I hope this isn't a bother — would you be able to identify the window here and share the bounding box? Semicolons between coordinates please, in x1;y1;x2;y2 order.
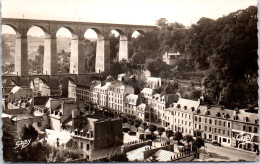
86;144;89;150
189;122;191;127
243;125;246;131
254;127;258;133
199;125;201;129
75;141;77;148
209;119;212;124
227;131;230;136
205;126;207;131
249;126;252;132
205;118;207;123
223;130;225;135
199;117;201;122
81;142;83;149
223;138;227;142
195;124;197;129
185;114;187;118
209;127;211;132
215;128;217;133
182;113;184;117
195;117;197;121
223;121;226;127
189;115;191;119
219;121;221;126
38;122;42;127
228;122;231;128
218;129;221;134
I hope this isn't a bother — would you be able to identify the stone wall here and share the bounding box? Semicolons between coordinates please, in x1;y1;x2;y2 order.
122;140;152;152
143;144;174;159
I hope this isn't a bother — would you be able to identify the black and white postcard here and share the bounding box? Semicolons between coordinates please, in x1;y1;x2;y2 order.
1;0;259;162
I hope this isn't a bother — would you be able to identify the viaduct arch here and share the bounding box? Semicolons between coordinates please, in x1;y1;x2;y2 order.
2;18;156;76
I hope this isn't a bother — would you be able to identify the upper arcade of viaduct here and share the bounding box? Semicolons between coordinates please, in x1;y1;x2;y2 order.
2;18;157;77
2;18;156;40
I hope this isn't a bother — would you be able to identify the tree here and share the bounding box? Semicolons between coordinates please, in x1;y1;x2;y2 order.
157;127;165;141
193;136;205;150
20;124;38;143
122;116;128;125
184;135;194;146
148;124;157;134
166;129;174;139
134;120;141;132
128;118;134;131
142;122;148;133
156;18;168;27
173;131;183;145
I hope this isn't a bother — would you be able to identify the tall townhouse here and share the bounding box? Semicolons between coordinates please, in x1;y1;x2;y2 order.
151;94;179;126
140;88;154;104
98;82;111;108
124;94;141;117
89;81;101;104
136;103;149;122
171;98;200;136
232;109;259;152
108;81;134;113
194;106;233;147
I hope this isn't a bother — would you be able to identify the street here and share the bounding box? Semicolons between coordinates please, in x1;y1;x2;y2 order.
194;143;259;162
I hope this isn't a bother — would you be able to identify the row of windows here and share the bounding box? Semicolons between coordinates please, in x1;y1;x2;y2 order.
243;125;258;133
194;117;231;128
175;111;192;119
174;126;192;134
109;92;123;98
175;119;192;127
75;141;90;150
195;124;231;136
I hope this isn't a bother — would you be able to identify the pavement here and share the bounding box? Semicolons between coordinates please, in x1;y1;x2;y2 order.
193;143;259;162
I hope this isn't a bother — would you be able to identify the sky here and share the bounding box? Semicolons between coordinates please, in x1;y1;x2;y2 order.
1;0;257;37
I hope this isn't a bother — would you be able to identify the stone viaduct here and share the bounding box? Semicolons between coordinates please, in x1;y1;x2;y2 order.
2;18;156;94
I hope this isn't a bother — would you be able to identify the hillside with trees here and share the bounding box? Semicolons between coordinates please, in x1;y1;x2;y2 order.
128;6;258;109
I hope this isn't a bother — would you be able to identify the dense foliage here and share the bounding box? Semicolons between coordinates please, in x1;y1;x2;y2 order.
131;6;258;109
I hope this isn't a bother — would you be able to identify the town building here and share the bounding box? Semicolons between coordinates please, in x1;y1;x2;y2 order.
136;103;149;121
70;110;123;161
89;81;102;105
146;76;162;89
151;94;179;125
171;98;200;136
194;106;233;147
108;81;134;113
140;88;154;104
76;85;90;102
162;51;181;65
231;109;259;152
124;94;141;116
98;82;111;108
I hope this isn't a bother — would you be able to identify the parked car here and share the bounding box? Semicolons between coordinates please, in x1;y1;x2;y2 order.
211;140;221;146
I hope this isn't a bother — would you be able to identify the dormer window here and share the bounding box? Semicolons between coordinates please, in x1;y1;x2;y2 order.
233;115;239;120
244;117;249;122
255;119;259;124
184;106;187;110
197;109;201;114
191;107;195;111
216;112;220;117
177;104;181;108
205;111;210;115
